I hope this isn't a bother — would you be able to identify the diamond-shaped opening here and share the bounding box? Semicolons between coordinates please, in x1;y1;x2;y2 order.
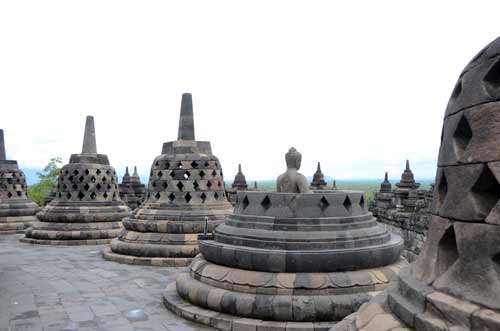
102;177;107;182
471;164;500;218
91;176;96;183
199;170;206;179
84;183;90;191
155;161;159;167
169;171;176;179
155;192;161;200
191;161;199;169
319;196;329;211
177;181;184;192
106;170;111;175
58;193;62;198
16;191;22;197
451;79;462;100
90;192;96;200
437;172;448;209
200;192;207;203
113;192;116;199
158;171;163;178
453;114;472;157
204;161;210;167
103;192;108;199
215;162;219;169
64;170;69;175
72;183;78;190
78;192;85;200
343;196;352;211
261;195;271;210
185;192;192;203
214;192;219;200
242;195;250;210
85;169;90;175
152;181;157;187
184;171;190;180
493;252;500;268
107;184;111;190
165;161;170;169
96;169;101;175
437;226;459;275
96;183;102;190
7;192;12;198
73;170;79;175
66;192;72;199
168;192;176;202
207;181;212;189
193;181;200;191
212;170;217;177
162;181;168;189
177;162;183;169
483;58;500;95
359;196;365;209
217;181;222;187
69;175;74;181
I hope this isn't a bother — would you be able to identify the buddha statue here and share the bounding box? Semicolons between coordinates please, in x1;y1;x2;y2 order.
276;147;309;193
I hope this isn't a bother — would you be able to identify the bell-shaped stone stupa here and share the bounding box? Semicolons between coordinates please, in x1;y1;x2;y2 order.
103;93;233;266
22;116;130;245
310;161;328;190
0;130;39;233
334;36;500;331
164;147;404;330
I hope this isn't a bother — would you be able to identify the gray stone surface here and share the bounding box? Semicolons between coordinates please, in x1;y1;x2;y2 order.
0;129;40;234
22;116;130;245
119;166;146;210
0;234;214;331
105;93;233;266
310;162;328;190
333;34;500;331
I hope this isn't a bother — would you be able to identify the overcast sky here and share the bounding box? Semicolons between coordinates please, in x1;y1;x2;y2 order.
1;1;499;182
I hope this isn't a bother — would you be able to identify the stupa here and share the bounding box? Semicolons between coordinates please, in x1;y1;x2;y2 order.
22;116;130;245
103;93;233;266
334;36;500;331
310;161;328;190
0;130;39;233
231;164;248;190
164;147;405;330
373;172;394;216
119;166;145;210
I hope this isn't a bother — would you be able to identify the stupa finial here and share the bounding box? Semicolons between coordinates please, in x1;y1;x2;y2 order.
384;172;389;181
125;166;130;176
238;164;242;173
177;93;195;141
82;116;97;154
317;162;321;171
0;129;5;161
405;159;410;171
133;166;138;176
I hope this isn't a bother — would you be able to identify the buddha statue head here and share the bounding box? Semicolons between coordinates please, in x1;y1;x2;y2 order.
285;147;302;170
277;147;309;193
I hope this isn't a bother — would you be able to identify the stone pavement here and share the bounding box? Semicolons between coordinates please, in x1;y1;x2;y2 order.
0;234;214;331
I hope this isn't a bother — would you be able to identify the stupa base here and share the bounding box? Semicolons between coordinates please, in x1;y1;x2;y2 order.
20;237;113;246
0;215;37;234
102;246;192;267
163;282;336;331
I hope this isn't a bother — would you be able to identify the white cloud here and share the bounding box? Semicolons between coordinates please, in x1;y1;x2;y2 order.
1;1;498;182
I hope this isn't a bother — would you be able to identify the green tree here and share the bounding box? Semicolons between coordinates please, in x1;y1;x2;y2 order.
28;157;62;206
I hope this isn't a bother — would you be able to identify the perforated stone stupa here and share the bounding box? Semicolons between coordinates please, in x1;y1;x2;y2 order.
0;129;39;233
231;164;248;190
334;36;500;331
22;116;130;245
310;161;328;190
119;166;145;210
103;93;233;266
164;147;405;331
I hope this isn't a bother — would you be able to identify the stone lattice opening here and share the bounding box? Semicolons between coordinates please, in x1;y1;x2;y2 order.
193;181;199;191
214;192;219;200
191;161;198;169
185;192;192;203
158;171;163;178
96;169;101;175
359;196;365;209
483;58;500;95
168;193;176;202
211;170;217;177
170;171;175;178
437;225;459;275
162;181;168;189
103;192;108;199
471;164;500;218
261;195;271;210
493;252;500;269
319;196;329;211
199;170;206;179
155;192;161;200
78;192;85;200
453;114;472;156
176;182;184;192
207;181;212;189
200;192;207;203
90;192;96;200
242;195;250;210
437;171;448;209
343;196;352;211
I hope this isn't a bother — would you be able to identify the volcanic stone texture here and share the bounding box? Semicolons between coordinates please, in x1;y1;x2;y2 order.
104;93;233;266
333;36;500;331
165;190;405;330
0;130;39;233
22;116;130;245
119;167;145;210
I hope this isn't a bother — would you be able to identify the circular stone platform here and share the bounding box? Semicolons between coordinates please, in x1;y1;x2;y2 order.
165;186;405;329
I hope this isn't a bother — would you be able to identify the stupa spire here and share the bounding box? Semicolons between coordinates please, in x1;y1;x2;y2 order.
81;116;97;154
0;129;5;161
133;166;138;176
405;159;410;171
125;166;130;176
177;93;195;141
384;171;389;181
